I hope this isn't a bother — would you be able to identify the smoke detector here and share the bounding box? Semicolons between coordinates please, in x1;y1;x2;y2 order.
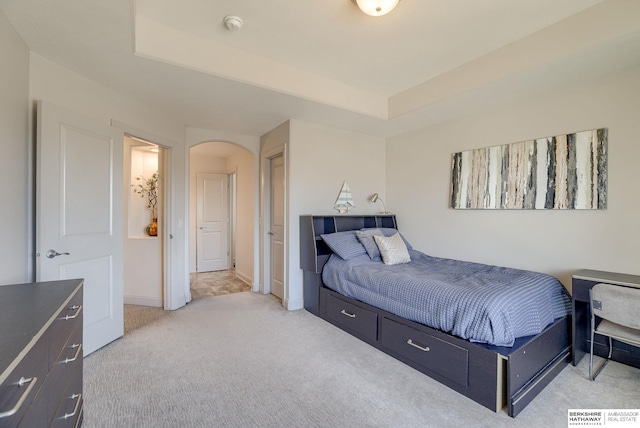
223;15;243;31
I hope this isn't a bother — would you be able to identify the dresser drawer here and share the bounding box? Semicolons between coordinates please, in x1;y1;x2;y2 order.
381;318;469;387
326;294;378;342
48;289;83;370
0;334;48;426
45;322;83;423
0;280;83;428
50;364;83;428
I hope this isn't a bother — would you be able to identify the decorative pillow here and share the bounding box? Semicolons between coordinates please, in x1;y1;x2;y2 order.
320;231;367;260
374;233;411;265
362;227;413;250
356;229;384;260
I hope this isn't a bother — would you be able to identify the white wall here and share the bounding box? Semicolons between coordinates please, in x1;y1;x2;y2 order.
387;67;640;291
227;149;255;285
0;11;30;284
29;53;189;309
285;119;386;309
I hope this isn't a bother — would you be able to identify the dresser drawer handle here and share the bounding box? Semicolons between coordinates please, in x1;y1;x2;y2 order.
0;377;38;419
62;344;83;364
407;339;430;352
340;309;356;318
62;393;82;420
63;305;82;320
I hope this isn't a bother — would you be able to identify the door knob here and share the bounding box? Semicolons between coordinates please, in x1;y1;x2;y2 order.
46;249;70;259
267;231;274;235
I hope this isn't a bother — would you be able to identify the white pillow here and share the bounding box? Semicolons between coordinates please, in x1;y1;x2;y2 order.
374;233;411;265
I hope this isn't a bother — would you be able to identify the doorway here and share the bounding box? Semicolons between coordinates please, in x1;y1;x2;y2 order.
122;136;167;334
260;148;286;303
123;136;165;306
188;142;255;300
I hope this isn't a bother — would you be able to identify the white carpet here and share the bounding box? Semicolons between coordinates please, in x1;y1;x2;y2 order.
83;292;640;427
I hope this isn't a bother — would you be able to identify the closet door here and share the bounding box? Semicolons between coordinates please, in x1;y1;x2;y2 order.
269;154;284;299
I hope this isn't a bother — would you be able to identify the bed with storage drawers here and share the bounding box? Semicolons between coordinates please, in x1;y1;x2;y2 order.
300;215;571;417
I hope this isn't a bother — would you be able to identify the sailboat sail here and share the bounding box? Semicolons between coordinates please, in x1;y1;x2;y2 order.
334;181;355;213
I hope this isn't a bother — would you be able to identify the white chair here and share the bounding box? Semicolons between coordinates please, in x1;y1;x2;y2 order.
589;282;640;380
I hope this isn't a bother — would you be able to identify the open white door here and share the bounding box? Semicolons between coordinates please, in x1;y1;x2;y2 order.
196;173;229;272
36;101;124;356
269;155;285;300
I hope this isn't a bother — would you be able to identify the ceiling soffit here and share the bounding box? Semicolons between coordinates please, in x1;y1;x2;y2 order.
133;0;639;121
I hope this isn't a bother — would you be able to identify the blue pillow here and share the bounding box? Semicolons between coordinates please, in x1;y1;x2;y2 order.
321;231;367;260
356;229;383;260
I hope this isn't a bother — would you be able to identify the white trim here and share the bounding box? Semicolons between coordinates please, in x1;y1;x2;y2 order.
235;270;252;286
124;295;163;307
284;297;303;311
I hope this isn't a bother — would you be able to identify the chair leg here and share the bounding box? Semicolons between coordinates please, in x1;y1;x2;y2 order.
591;335;611;381
589;328;595;380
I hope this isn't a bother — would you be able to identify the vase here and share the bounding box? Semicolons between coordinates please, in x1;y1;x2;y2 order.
148;218;158;236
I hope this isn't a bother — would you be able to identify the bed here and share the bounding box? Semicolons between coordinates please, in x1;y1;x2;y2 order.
299;214;572;417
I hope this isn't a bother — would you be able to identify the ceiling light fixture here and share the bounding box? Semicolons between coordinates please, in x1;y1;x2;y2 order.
351;0;400;17
223;15;243;31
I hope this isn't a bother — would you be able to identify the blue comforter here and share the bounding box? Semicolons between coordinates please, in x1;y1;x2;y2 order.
322;250;571;347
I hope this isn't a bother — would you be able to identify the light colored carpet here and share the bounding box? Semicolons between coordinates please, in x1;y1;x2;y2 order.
124;305;174;335
123;270;249;334
84;292;640;428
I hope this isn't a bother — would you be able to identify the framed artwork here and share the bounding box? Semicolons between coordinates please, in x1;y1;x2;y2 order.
450;128;607;209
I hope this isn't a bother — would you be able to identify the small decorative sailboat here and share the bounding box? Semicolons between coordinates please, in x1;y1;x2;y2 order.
334;181;355;213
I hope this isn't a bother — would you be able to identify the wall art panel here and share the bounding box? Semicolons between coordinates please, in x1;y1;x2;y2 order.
450;128;607;209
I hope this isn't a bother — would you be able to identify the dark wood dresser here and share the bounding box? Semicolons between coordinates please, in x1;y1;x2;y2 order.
0;279;84;428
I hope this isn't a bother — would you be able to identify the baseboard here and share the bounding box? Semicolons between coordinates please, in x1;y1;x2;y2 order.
284;297;304;311
124;295;163;307
235;270;253;286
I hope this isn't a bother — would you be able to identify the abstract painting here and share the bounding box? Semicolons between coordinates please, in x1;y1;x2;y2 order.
450;128;607;209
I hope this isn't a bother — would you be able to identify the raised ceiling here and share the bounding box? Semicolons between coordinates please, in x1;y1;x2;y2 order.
2;0;639;137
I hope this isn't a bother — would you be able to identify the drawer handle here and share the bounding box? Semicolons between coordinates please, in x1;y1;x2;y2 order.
340;309;356;318
62;393;82;420
0;377;38;419
62;344;83;364
63;305;83;320
407;339;430;352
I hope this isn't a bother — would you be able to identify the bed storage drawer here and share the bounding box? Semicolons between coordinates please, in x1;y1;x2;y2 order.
325;293;378;342
381;318;469;387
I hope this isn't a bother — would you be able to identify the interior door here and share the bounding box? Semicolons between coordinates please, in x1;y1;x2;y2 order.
36;101;124;356
196;173;229;272
269;155;285;299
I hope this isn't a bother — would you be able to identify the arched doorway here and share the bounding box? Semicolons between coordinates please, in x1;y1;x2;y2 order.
187;141;256;300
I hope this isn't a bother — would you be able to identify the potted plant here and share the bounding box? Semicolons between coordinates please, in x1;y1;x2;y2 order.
131;171;159;236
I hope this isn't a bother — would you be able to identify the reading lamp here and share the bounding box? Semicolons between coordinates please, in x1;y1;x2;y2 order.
368;193;390;214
